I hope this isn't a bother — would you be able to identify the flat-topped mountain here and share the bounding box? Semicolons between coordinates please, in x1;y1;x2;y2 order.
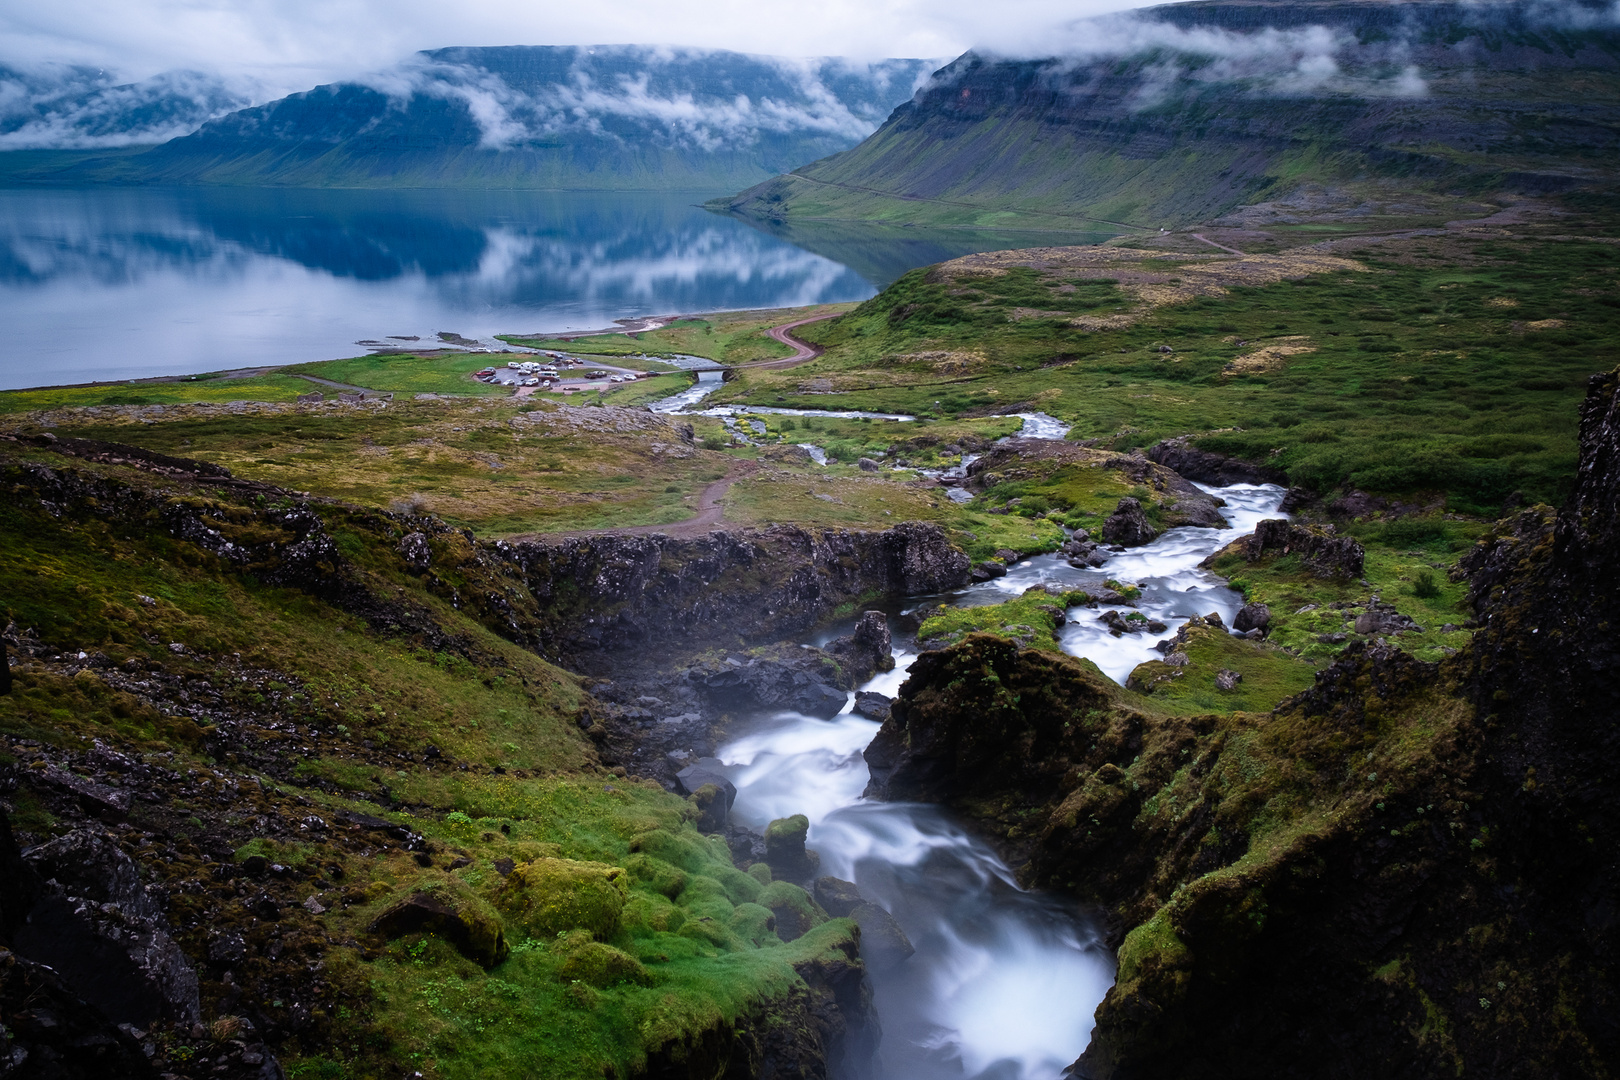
717;0;1620;228
2;47;935;190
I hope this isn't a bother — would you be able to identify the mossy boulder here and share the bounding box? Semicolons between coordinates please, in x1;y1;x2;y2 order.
496;857;627;941
764;814;820;883
623;853;687;899
759;880;828;942
557;941;654;988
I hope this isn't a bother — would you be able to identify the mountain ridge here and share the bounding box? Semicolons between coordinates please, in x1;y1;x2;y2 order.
716;0;1620;229
0;47;936;191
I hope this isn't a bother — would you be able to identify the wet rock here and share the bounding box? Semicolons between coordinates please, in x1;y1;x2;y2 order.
398;531;432;570
1098;610;1165;636
970;560;1007;582
1233;602;1271;634
1215;668;1243;690
813;876;865;918
675;765;737;809
826;610;896;686
849;903;914;970
857;457;881;472
694;645;849;719
853;691;893;722
1101;497;1159;547
1204;611;1225;628
372;890;508;967
764;815;821;884
724;824;767;867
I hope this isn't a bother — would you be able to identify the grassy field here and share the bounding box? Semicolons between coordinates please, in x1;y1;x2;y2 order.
704;233;1620;513
502;304;857;364
0;374;318;414
283;352;522;397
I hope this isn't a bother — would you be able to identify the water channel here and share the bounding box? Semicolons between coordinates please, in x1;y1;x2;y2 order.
708;480;1288;1079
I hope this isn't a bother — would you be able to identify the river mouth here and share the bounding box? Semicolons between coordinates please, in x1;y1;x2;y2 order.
706;481;1286;1079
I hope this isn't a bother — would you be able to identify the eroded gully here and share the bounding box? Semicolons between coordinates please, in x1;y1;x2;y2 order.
706;481;1288;1080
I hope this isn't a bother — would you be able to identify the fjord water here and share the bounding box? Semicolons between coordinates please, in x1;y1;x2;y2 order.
0;186;1112;390
714;481;1288;1080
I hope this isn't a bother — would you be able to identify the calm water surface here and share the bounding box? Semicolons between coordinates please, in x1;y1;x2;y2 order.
0;187;1112;390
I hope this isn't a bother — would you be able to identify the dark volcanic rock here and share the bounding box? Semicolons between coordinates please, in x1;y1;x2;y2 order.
1232;602;1271;634
1101;498;1158;547
0;947;162;1080
1146;437;1288;486
504;521;971;667
853;691;893;722
16;830;201;1028
693;645;849;719
849;903;914;971
826;610;896;687
813;876;865;918
1205;518;1365;580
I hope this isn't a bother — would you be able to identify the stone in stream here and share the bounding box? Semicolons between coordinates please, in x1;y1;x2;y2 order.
850;903;915;970
853;691;893;722
826;610;896;687
1101;497;1159;547
813;876;865;918
970;561;1007;582
764;815;821;884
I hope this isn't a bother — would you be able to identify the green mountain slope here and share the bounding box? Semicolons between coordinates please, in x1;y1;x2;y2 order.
717;0;1620;228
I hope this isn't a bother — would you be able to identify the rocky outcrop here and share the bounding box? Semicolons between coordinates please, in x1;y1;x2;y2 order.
1100;497;1158;547
1204;518;1365;579
863;635;1125;805
825;611;896;687
964;439;1227;534
16;829;201;1029
689;644;849;719
503;521;970;668
1145;437;1287;487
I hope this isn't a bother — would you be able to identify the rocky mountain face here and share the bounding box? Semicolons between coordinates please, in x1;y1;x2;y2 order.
862;366;1620;1078
719;0;1620;228
9;48;933;190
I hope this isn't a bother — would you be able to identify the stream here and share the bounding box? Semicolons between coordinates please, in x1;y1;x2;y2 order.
707;481;1289;1080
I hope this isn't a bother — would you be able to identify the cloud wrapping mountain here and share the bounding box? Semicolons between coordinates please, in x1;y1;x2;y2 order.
0;64;249;150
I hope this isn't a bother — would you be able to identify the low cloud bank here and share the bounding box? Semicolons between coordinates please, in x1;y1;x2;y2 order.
358;48;938;152
0;64;252;149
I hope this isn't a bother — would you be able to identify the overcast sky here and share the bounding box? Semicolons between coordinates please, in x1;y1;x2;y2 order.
1;0;1158;95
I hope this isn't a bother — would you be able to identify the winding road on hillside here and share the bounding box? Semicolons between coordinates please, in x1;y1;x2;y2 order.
735;311;842;370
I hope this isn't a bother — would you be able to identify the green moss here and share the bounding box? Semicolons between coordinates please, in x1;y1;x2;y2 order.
918;588;1082;652
497;857;628;941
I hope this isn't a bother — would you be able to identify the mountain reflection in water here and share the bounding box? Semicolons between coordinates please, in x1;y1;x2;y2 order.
0;186;1111;390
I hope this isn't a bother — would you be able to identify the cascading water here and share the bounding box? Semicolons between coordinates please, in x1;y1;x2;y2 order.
708;481;1289;1079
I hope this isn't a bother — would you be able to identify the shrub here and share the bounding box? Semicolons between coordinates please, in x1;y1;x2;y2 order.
1412;570;1441;599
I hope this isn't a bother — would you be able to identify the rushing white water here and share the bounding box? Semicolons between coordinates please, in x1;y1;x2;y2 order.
1011;412;1071;440
709;481;1288;1079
